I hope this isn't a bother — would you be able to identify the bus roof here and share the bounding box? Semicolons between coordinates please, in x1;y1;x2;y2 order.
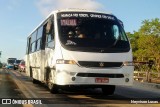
7;58;16;60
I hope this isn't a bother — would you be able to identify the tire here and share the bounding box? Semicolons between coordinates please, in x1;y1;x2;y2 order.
101;85;115;95
30;66;32;77
48;83;58;94
32;78;39;84
14;66;16;70
47;72;58;94
18;67;21;72
30;66;39;84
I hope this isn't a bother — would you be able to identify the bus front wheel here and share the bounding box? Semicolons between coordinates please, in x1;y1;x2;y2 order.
32;78;39;84
48;72;58;94
101;85;115;95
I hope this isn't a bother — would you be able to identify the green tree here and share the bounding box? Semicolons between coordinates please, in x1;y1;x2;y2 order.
128;18;160;72
128;18;160;59
126;32;139;56
139;18;160;36
137;18;160;58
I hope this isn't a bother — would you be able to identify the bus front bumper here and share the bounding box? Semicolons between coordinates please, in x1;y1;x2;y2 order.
54;64;134;86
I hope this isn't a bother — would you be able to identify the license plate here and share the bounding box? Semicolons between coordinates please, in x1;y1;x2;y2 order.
95;78;109;83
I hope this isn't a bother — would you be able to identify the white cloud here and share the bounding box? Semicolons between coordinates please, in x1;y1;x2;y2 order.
35;0;104;17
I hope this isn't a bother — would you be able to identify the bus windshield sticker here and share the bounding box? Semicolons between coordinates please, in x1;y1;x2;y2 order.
65;40;77;45
61;19;77;26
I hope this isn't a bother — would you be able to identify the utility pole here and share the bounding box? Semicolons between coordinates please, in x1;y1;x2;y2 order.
0;51;1;68
0;51;1;56
0;51;2;63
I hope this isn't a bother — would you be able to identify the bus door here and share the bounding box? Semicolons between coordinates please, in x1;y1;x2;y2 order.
42;16;55;82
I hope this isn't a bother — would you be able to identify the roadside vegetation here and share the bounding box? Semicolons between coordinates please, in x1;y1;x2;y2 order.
127;18;160;72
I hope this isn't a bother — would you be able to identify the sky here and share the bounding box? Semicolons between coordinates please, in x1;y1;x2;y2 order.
0;0;160;63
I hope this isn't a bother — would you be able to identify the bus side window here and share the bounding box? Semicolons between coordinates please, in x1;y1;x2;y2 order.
36;26;43;51
36;38;41;51
45;18;55;48
31;42;36;52
30;31;37;53
46;33;54;48
26;37;31;54
41;24;46;50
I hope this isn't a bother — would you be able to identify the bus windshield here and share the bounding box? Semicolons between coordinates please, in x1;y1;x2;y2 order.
16;60;21;64
7;58;16;64
8;60;15;64
57;12;130;53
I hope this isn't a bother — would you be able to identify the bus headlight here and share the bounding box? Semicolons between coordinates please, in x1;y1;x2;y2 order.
56;59;77;65
123;61;134;66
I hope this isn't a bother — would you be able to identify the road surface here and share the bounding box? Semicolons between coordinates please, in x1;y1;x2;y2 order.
0;69;160;107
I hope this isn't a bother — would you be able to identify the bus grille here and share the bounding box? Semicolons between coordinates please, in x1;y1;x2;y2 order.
76;73;124;78
78;61;123;68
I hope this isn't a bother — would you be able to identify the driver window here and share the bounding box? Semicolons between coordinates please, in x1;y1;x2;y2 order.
45;18;55;48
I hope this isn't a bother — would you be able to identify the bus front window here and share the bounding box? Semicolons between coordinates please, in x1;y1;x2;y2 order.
58;12;130;53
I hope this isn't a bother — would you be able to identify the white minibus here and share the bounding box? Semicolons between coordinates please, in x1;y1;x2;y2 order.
25;9;134;95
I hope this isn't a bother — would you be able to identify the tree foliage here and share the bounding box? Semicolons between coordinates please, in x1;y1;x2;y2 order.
139;18;160;36
127;18;160;63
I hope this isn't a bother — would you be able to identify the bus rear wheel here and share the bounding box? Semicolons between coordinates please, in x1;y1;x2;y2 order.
101;85;115;95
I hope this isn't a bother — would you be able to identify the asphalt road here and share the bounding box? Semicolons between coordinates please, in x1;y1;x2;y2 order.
0;69;160;107
0;69;26;107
